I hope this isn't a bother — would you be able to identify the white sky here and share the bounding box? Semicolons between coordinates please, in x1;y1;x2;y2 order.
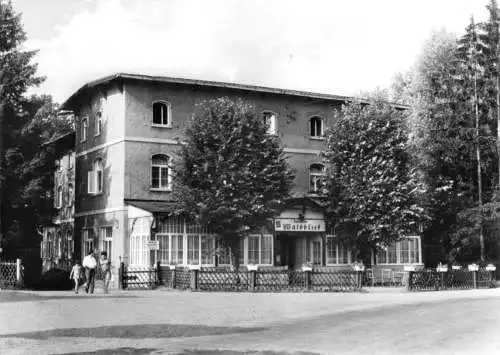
17;0;488;103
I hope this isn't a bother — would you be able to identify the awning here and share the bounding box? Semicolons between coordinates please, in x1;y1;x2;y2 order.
125;199;178;214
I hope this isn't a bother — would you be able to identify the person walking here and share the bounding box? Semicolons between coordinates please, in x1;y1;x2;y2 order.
100;251;112;293
69;260;82;294
82;250;97;294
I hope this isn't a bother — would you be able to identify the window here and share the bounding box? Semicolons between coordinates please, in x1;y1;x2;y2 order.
95;112;102;136
247;235;260;264
67;231;73;257
151;154;171;190
309;164;326;193
56;186;63;209
46;232;53;259
310;116;323;138
201;235;215;265
152;101;171;126
262;111;277;135
245;234;273;265
88;159;104;194
99;226;113;260
82;228;94;256
81;117;88;142
326;236;351;265
171;234;183;264
57;232;63;258
376;237;421;264
68;154;74;170
67;184;74;206
187;235;200;265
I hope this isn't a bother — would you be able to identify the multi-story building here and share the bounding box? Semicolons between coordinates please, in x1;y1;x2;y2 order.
41;132;76;271
60;73;423;287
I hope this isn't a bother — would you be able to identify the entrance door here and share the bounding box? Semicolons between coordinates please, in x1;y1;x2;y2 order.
293;236;322;268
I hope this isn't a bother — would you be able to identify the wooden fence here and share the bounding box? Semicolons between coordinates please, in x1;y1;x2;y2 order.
407;269;496;291
0;259;23;289
120;265;363;292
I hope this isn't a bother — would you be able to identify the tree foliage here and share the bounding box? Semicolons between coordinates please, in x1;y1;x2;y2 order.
323;99;426;259
173;97;294;267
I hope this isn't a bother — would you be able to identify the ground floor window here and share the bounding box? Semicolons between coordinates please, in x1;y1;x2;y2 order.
376;236;421;264
245;234;272;265
296;236;322;266
100;226;113;260
130;234;148;266
326;236;351;265
82;228;94;256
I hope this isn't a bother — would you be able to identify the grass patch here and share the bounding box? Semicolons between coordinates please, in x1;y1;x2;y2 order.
1;324;267;340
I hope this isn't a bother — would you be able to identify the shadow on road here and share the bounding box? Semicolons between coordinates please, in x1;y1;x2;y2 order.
0;291;137;303
0;323;268;340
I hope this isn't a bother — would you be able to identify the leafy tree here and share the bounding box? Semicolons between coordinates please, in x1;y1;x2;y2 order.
323;99;426;263
1;95;73;257
173;97;294;268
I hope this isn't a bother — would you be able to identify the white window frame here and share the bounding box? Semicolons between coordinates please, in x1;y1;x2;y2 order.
262;111;277;135
94;111;102;137
309;163;326;193
151;154;171;191
242;234;274;266
152;101;172;127
82;228;94;256
326;235;351;265
88;159;104;195
56;185;63;209
376;236;422;265
99;226;113;260
81;117;88;142
309;116;324;139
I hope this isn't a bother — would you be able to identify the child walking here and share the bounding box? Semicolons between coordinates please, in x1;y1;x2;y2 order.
69;260;82;294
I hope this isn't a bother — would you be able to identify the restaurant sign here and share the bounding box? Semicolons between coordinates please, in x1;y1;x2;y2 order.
274;218;325;232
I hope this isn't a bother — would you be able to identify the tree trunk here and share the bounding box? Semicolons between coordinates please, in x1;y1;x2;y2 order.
474;69;485;261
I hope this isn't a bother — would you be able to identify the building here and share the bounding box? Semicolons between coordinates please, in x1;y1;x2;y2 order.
41;132;76;272
60;73;423;287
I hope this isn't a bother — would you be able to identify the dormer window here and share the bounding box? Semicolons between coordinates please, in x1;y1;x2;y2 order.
310;116;324;138
152;101;171;127
262;111;277;135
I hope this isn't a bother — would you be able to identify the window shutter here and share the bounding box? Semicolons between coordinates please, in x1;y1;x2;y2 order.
87;171;95;194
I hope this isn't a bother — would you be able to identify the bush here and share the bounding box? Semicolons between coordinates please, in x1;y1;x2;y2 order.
35;268;73;290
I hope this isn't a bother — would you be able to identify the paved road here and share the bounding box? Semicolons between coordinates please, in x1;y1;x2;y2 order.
0;288;499;354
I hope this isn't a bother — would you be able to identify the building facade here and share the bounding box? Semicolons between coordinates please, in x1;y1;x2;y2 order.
41;133;76;272
61;73;423;286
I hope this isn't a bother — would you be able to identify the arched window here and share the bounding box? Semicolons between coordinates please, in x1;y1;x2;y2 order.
309;163;326;193
81;117;88;142
151;154;171;190
262;111;277;135
57;186;63;208
310;116;324;138
152;101;171;126
95;111;102;136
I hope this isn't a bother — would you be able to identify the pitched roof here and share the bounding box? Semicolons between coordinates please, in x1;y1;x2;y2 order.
61;72;408;111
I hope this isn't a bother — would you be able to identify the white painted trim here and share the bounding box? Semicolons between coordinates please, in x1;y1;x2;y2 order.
76;138;124;157
75;207;126;217
283;148;321;155
126;136;181;145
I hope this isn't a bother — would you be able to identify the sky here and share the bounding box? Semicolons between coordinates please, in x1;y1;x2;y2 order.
14;0;490;104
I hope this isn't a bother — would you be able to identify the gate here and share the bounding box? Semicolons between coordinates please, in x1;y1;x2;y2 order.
121;265;158;289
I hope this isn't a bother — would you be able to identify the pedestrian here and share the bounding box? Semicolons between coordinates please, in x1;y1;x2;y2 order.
69;260;82;294
82;250;97;294
100;251;112;294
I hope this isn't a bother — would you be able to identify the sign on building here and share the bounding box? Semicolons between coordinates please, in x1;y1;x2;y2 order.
274;218;325;232
145;240;160;250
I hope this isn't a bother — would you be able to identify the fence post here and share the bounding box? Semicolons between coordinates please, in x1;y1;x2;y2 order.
247;265;258;292
189;266;199;290
118;261;124;290
356;271;362;289
302;266;312;291
16;258;22;283
408;271;413;291
473;271;478;289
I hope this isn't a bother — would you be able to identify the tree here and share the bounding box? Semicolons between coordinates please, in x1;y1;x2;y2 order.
0;0;43;255
173;97;295;268
1;95;73;257
323;99;426;262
